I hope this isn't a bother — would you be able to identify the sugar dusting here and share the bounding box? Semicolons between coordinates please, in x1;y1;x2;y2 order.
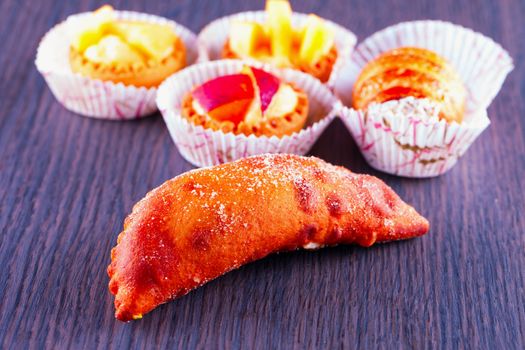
111;154;428;313
131;154;419;256
303;242;322;250
366;96;440;122
166;154;355;238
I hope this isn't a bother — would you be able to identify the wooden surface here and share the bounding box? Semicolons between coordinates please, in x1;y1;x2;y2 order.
1;0;524;348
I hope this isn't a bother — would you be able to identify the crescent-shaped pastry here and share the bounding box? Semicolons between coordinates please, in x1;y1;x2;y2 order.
108;154;429;321
352;47;466;123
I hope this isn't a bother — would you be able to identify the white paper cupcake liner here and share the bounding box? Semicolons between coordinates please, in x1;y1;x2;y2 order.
333;20;513;178
197;11;357;86
35;10;198;120
157;60;339;167
340;98;490;177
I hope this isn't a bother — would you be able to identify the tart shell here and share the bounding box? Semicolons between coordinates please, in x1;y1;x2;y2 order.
197;11;357;88
222;40;337;83
69;36;186;88
156;60;339;167
181;83;309;137
35;10;198;119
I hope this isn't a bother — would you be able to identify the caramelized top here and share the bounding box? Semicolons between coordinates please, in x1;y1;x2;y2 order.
352;47;466;123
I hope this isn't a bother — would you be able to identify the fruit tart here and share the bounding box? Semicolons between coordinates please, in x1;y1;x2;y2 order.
181;65;309;137
222;0;337;83
352;47;467;123
69;5;186;88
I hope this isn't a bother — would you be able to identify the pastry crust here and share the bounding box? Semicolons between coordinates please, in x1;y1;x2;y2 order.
69;36;186;88
223;40;337;83
108;154;429;321
352;47;466;123
181;83;309;137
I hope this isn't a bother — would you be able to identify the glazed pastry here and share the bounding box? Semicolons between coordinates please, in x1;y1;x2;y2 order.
352;47;466;123
69;5;186;87
108;154;429;321
222;0;337;82
181;65;309;137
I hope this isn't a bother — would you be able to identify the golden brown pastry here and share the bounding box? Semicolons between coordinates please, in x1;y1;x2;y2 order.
108;154;429;321
70;37;185;88
69;5;186;88
352;47;466;123
181;66;309;137
222;0;337;83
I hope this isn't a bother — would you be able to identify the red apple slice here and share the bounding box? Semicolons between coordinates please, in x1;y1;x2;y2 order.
251;67;281;113
192;74;255;125
242;66;281;113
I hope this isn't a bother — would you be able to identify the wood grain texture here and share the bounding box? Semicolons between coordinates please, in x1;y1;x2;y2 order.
0;0;523;348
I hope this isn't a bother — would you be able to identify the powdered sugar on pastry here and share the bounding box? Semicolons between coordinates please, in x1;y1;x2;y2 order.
108;154;429;321
366;97;441;123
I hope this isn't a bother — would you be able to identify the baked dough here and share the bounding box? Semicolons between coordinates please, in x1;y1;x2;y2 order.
108;154;429;321
223;41;337;83
352;47;466;123
70;36;186;88
181;82;309;137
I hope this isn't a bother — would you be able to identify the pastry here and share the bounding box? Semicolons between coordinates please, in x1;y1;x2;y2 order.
69;5;186;88
222;0;337;82
181;65;309;137
352;47;466;123
108;154;429;321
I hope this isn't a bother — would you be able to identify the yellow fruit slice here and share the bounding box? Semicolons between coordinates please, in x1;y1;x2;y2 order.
265;0;292;65
72;5;115;53
298;14;335;64
264;83;298;117
229;21;265;57
84;35;143;64
112;22;176;60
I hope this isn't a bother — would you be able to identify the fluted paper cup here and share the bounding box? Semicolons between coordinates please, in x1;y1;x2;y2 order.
197;11;357;86
157;60;339;167
334;20;513;177
35;11;198;120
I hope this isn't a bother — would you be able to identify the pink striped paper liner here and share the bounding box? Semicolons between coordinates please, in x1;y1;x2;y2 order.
197;11;357;86
156;60;339;167
35;10;198;120
334;20;513;178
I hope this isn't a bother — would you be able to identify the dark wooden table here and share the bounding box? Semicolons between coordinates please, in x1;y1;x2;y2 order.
1;0;524;348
